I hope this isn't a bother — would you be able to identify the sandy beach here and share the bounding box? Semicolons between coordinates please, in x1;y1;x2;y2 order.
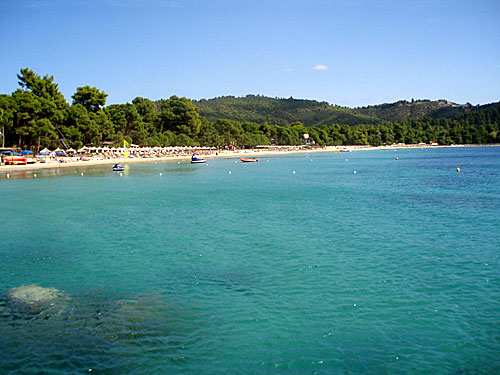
0;144;487;173
0;146;341;172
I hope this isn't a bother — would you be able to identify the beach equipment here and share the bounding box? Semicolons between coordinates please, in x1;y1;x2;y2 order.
1;151;27;165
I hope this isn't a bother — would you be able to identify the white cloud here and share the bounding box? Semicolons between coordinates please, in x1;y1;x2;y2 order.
313;64;329;71
285;68;293;72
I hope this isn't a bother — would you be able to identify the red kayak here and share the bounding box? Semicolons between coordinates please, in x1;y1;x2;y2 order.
240;157;259;163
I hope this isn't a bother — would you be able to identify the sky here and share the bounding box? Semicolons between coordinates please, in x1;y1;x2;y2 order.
0;0;499;107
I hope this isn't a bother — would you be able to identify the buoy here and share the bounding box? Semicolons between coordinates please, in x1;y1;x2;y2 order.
266;160;269;163
80;172;84;176
34;173;37;178
159;173;162;176
456;167;460;173
119;172;123;176
353;170;357;174
292;170;296;174
177;161;180;164
396;157;398;160
228;171;232;175
235;161;237;163
345;159;348;161
310;159;313;161
6;174;10;179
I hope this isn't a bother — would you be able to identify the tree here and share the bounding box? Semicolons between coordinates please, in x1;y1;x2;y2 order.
132;97;157;124
0;95;15;147
32;118;56;150
159;96;202;138
13;68;68;149
72;86;107;113
11;90;41;147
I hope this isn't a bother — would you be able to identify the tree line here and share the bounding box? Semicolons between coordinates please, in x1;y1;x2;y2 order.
0;68;498;152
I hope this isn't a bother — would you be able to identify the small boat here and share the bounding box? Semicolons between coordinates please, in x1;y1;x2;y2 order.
113;163;125;171
240;157;259;163
191;155;206;164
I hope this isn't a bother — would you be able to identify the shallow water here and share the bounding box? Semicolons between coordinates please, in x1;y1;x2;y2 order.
1;147;499;374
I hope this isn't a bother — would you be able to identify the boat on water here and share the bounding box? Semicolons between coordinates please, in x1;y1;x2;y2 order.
112;163;125;171
191;155;206;164
240;157;259;163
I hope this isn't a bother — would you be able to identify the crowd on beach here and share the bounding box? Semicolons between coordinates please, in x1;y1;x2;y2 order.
0;142;473;172
0;144;323;170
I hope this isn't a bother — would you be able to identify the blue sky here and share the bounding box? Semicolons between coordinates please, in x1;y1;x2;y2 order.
1;0;498;107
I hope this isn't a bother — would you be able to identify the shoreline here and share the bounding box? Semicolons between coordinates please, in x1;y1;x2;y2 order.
0;144;497;173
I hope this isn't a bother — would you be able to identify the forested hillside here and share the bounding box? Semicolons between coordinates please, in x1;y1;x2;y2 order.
194;95;380;126
354;99;500;122
0;68;499;151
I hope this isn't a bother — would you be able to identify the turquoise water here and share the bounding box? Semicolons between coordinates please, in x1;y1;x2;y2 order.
1;147;499;374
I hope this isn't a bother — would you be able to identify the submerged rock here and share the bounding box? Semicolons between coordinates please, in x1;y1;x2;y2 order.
3;284;67;317
6;284;61;303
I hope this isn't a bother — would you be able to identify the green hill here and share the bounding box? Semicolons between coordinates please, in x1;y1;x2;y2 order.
354;99;500;121
194;95;381;127
193;95;500;128
353;99;464;121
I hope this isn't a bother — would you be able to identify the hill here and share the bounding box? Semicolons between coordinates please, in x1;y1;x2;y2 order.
354;99;500;122
194;95;380;127
194;95;500;126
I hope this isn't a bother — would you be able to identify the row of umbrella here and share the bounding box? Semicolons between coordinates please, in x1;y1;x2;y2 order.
6;146;221;157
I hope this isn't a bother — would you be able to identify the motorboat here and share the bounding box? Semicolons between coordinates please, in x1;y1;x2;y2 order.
191;155;206;164
113;163;125;171
240;157;259;163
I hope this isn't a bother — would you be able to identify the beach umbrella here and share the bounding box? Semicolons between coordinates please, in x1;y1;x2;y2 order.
21;150;34;155
77;147;87;153
67;148;76;153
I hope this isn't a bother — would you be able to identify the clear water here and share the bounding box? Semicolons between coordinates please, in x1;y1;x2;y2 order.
1;147;499;374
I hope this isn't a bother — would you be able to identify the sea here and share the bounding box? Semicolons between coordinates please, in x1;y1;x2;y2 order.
0;146;499;375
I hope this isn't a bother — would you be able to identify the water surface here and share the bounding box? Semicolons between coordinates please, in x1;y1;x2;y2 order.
1;147;499;374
